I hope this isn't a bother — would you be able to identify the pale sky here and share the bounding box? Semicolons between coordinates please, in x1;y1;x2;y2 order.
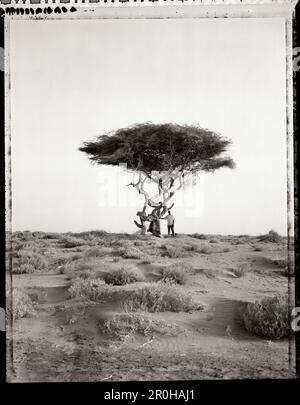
10;17;288;235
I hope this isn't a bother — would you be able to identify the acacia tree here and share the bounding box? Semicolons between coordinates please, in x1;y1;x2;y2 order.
79;123;235;235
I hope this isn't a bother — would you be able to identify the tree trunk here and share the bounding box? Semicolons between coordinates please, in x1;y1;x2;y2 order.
132;171;184;235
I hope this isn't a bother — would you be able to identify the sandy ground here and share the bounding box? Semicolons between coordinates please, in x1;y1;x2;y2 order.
6;232;296;382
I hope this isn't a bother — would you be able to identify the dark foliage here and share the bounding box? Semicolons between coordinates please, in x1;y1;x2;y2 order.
79;123;235;175
257;230;282;243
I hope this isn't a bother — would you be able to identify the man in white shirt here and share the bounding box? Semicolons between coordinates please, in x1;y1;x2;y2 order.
164;210;175;236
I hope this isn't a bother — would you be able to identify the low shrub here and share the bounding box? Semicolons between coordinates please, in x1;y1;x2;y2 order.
188;233;207;240
68;277;106;301
70;230;108;240
11;241;24;257
118;247;144;259
13;263;35;274
162;245;187;258
106;239;124;248
83;246;112;258
123;282;202;313
184;243;199;252
197;243;213;255
58;261;77;274
76;270;92;279
242;295;290;339
158;264;187;285
19;232;34;242
41;233;61;240
103;312;180;340
12;250;48;274
7;289;36;319
60;236;88;248
52;253;82;267
258;230;282;243
103;268;139;286
70;253;82;261
56;257;96;274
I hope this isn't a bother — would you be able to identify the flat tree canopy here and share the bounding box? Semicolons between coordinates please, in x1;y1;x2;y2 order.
79;123;235;176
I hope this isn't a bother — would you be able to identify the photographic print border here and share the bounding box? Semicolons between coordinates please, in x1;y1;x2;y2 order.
0;0;299;387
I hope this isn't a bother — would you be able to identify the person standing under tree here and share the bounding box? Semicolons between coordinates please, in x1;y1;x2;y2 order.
163;210;175;236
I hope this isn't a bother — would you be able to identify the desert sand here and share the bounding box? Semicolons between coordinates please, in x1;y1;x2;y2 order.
6;230;295;381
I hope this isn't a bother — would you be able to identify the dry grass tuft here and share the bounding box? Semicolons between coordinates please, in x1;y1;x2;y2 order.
83;246;112;258
157;263;190;285
161;245;188;258
123;282;203;313
242;295;289;339
7;289;36;319
197;242;213;255
70;230;108;240
184;243;199;252
103;312;180;340
68;277;106;301
103;268;139;286
258;230;282;243
40;233;61;240
12;250;48;274
117;246;146;260
59;236;88;248
188;233;207;240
